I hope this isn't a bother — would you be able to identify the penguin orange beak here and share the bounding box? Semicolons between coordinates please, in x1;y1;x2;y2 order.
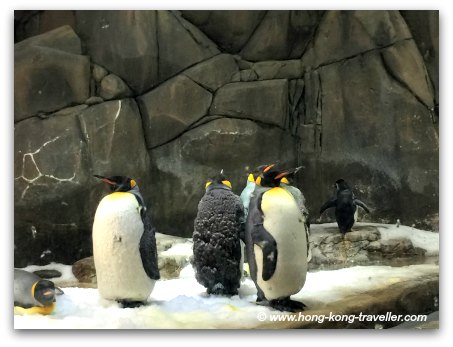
275;171;289;180
94;175;115;186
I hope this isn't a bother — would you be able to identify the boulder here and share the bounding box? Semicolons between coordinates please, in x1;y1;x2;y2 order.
156;11;219;83
14;113;91;267
308;223;431;268
91;63;108;83
137;75;213;148
15;25;81;55
14;45;90;122
184;54;239;92
72;256;97;285
400;10;439;105
33;269;62;279
78;98;152;201
14;10;76;43
302;10;412;68
181;11;266;53
148;117;297;237
98;74;132;100
210;80;288;128
252;60;302;80
240;10;324;61
381;40;435;109
76;10;159;94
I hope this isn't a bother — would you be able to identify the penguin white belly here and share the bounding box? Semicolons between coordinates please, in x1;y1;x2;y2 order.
254;188;307;300
93;192;155;302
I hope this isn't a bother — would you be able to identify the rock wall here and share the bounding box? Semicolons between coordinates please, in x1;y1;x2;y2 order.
14;10;439;266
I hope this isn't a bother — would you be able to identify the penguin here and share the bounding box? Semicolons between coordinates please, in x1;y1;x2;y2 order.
92;175;160;307
280;173;311;262
192;171;245;295
240;173;256;219
319;178;370;235
240;165;275;219
246;166;307;312
14;269;63;315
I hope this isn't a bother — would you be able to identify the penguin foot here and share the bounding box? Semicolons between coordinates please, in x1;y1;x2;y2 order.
117;300;146;308
269;298;306;312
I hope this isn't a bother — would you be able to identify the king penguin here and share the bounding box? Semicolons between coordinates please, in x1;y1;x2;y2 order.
280;172;311;262
92;175;160;307
319;178;370;235
14;269;63;315
192;171;245;295
246;166;307;312
240;173;256;219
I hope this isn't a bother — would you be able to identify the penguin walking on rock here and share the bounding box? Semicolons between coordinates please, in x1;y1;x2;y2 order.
93;175;160;307
246;165;307;312
192;171;245;295
14;269;63;315
319;178;370;235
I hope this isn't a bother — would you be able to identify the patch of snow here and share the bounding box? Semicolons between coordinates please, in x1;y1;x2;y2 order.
376;224;439;256
18;262;77;285
14;263;438;329
161;242;193;258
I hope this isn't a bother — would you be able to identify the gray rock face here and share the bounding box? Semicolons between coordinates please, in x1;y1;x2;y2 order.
302;44;438;227
76;10;159;95
14;45;90;122
15;25;81;54
400;10;439;106
157;11;219;83
14;113;92;267
14;10;439;265
181;11;266;53
240;11;323;61
210;80;288;128
302;10;412;68
184;54;239;91
14;98;152;266
137;75;213;148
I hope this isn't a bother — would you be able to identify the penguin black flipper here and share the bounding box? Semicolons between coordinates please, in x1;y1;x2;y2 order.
319;198;336;215
354;199;370;213
252;224;278;281
139;208;160;281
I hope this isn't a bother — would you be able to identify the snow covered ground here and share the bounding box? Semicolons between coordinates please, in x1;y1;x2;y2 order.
14;263;438;329
14;222;439;329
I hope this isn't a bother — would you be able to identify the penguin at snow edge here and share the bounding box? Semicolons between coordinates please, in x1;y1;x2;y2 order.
279;169;312;262
192;170;245;295
92;175;160;308
246;165;307;312
14;269;63;315
319;178;370;235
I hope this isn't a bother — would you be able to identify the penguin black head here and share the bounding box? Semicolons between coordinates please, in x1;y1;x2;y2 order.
205;170;232;190
94;175;137;192
33;279;56;306
335;179;350;191
256;165;302;188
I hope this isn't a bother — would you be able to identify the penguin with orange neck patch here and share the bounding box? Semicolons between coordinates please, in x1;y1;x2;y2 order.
192;171;245;295
246;165;307;312
92;175;159;307
14;269;62;315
